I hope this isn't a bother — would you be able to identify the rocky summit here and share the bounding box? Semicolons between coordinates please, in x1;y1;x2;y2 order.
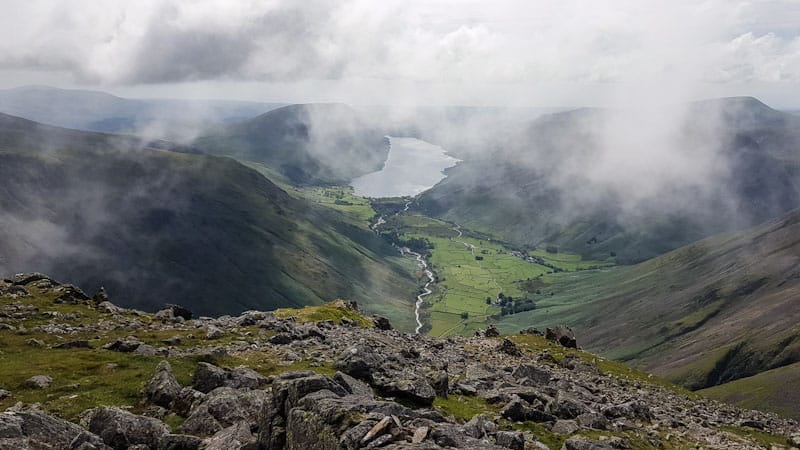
1;274;799;449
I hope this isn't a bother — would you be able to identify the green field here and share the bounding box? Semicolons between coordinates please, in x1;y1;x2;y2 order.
384;214;614;336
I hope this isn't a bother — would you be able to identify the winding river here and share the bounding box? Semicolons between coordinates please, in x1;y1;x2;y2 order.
401;248;434;334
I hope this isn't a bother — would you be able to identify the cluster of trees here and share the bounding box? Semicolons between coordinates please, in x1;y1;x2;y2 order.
491;292;536;316
379;231;432;253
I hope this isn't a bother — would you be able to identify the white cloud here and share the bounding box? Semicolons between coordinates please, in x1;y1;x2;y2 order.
1;0;799;105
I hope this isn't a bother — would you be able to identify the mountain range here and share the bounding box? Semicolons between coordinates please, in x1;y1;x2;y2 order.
0;112;415;321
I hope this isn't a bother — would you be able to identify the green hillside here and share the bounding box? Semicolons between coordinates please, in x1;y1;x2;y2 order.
0;113;417;325
493;210;800;416
699;361;800;419
419;97;800;263
194;103;388;185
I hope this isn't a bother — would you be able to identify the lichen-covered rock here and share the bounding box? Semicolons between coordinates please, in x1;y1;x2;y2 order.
334;345;386;382
511;364;551;386
495;431;525;450
145;361;182;408
202;422;257;450
381;378;436;406
84;407;170;450
158;433;202;450
179;404;224;437
23;375;52;389
0;408;108;450
205;387;270;427
463;414;497;439
192;362;228;393
561;436;614;450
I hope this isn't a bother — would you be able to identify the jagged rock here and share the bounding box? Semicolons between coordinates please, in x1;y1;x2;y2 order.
268;333;296;345
789;433;800;447
495;431;525;450
158;433;202;450
24;375;52;389
206;325;224;340
97;301;122;315
92;287;109;304
373;315;393;330
9;273;53;286
205;387;270;427
546;325;577;348
552;419;580;434
228;366;269;389
500;398;532;422
162;335;182;346
454;383;478;396
383;378;437;406
577;412;609;430
428;369;449;398
192;362;228;393
0;389;10;400
53;284;90;304
0;323;15;330
561;436;614;450
495;338;523;357
412;426;430;443
202;422;257;450
602;400;652;421
26;338;45;347
334;345;385;382
190;362;268;394
430;423;504;449
334;371;374;397
340;420;379;448
235;311;269;327
179;404;223;437
102;337;142;353
500;397;557;423
511;364;551;386
464;413;497;438
484;325;500;337
0;408;106;450
560;354;599;374
145;361;182;408
70;430;113;449
84;407;170;450
53;339;91;349
173;387;206;417
155;304;194;322
134;343;160;356
361;416;394;445
552;392;591;419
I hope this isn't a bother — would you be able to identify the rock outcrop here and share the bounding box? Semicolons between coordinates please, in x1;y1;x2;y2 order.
1;273;799;449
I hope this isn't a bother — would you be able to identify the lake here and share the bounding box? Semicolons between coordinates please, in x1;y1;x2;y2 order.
350;136;459;198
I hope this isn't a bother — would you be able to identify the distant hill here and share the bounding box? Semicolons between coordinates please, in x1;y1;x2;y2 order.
496;209;800;416
0;85;282;141
0;113;415;320
419;97;800;263
193;103;389;185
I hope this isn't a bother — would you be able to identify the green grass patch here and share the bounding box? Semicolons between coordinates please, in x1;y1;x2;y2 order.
432;395;498;422
274;300;374;328
718;425;789;448
381;213;614;336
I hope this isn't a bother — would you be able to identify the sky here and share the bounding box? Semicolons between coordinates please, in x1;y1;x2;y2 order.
2;0;800;107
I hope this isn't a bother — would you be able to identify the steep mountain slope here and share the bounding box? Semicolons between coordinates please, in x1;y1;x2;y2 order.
193;103;389;185
0;85;281;140
0;113;415;321
419;97;800;263
495;209;800;404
